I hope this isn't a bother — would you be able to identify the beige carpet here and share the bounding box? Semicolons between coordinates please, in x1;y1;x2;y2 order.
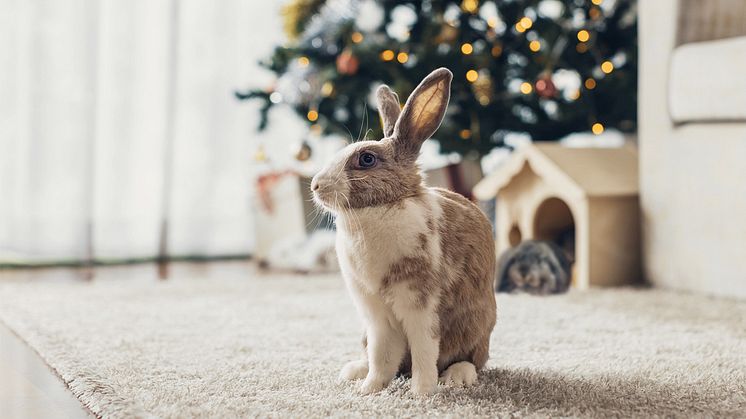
1;269;745;418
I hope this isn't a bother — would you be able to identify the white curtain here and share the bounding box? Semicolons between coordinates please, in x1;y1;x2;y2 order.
0;0;291;263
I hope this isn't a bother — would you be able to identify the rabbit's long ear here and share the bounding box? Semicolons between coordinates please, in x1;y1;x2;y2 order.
376;85;400;138
392;68;452;159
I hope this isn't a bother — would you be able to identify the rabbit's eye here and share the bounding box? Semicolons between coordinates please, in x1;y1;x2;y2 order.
358;152;377;168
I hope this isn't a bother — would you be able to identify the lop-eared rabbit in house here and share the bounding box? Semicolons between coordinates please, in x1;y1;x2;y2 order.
311;68;496;396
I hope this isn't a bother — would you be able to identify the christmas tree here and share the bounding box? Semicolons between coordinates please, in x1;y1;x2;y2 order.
238;0;637;157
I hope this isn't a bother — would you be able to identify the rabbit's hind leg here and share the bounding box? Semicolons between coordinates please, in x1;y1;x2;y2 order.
438;361;478;387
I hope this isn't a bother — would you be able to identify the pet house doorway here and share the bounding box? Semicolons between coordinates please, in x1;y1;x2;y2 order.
533;197;575;260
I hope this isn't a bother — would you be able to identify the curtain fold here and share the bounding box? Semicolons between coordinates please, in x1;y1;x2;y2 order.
0;0;281;264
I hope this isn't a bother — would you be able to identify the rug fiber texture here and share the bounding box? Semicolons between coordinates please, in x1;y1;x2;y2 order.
0;269;745;418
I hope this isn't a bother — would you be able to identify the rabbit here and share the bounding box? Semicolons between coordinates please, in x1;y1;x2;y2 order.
496;240;572;295
310;68;496;396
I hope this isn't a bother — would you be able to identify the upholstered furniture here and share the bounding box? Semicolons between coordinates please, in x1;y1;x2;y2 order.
640;0;746;298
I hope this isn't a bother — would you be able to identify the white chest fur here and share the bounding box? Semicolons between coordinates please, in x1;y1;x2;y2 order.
335;193;439;295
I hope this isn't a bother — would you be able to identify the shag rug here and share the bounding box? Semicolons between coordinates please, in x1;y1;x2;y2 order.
1;269;745;418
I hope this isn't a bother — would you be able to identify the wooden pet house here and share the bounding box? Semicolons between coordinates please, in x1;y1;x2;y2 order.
473;144;641;289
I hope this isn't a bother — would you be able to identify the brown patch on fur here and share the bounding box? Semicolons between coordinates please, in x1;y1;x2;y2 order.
418;233;428;251
431;188;496;371
375;188;496;375
426;215;435;233
381;256;438;311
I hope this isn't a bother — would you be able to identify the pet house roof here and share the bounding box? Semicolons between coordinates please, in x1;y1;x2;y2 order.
473;143;639;201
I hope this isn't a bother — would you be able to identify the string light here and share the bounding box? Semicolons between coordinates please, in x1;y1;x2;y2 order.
491;45;503;56
459;129;472;139
396;52;409;63
520;82;533;94
351;32;364;43
584;78;596;89
570;89;581;100
381;50;395;61
461;43;473;55
466;70;479;82
591;0;603;4
307;109;319;122
529;40;541;52
298;56;310;67
515;17;532;33
592;122;604;135
577;30;590;42
487;17;498;28
601;61;614;73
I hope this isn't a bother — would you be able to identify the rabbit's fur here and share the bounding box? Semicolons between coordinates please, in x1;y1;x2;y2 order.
496;240;572;295
311;68;496;396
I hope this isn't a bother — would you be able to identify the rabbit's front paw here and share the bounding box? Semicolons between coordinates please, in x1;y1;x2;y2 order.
360;374;389;394
410;370;438;396
438;361;477;387
339;360;368;381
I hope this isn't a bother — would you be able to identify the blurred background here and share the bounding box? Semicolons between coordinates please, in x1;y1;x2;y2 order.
0;0;635;267
1;0;745;299
0;1;306;266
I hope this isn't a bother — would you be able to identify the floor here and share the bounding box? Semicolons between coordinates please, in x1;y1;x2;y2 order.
0;312;91;418
1;261;745;417
0;261;254;419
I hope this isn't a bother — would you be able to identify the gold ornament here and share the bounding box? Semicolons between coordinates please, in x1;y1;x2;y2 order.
336;48;359;75
471;71;493;105
281;0;325;41
321;81;334;97
254;144;268;162
461;0;479;14
435;23;459;43
295;140;312;161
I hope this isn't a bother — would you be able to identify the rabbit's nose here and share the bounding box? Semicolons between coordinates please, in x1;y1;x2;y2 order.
518;265;530;276
311;178;320;192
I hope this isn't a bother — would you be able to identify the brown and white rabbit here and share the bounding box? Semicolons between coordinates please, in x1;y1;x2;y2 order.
311;68;496;396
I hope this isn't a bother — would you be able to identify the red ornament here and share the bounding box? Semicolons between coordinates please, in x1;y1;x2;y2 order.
535;75;558;99
336;49;359;75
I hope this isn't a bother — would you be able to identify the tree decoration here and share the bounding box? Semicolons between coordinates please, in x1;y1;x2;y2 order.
237;0;638;155
295;139;313;161
254;144;268;162
336;48;359;75
471;71;494;105
535;73;558;98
